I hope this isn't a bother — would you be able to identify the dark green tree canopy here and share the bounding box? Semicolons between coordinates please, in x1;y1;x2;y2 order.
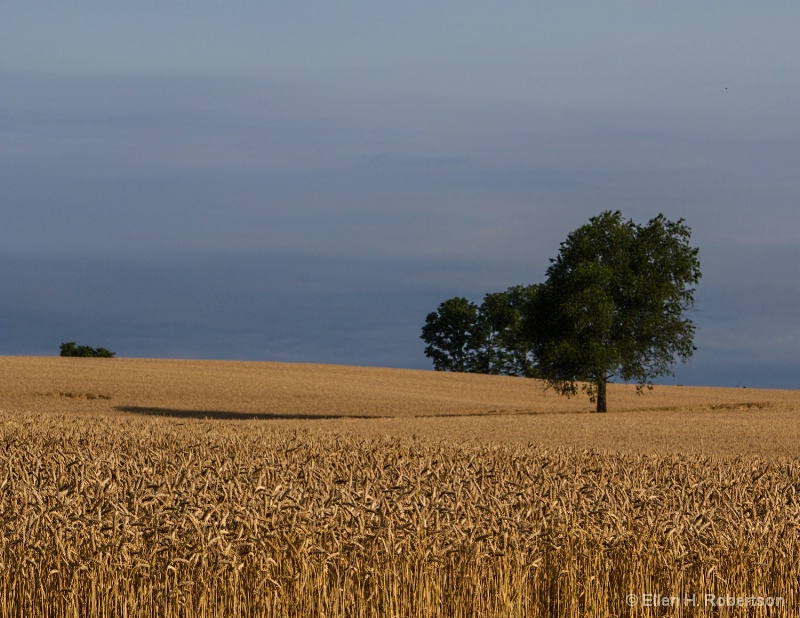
420;285;538;376
526;211;700;412
474;285;539;377
60;342;116;358
420;297;480;372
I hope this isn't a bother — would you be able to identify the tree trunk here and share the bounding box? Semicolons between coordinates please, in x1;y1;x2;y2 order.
596;371;608;413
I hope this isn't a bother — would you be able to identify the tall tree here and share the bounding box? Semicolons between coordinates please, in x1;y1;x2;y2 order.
526;211;701;412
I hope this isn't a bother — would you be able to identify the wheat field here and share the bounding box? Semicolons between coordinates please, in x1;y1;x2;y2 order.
2;356;800;616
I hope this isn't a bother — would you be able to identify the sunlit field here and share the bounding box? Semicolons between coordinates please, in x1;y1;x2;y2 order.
2;356;799;616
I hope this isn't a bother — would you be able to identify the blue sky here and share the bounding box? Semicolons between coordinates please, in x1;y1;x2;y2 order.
2;2;799;387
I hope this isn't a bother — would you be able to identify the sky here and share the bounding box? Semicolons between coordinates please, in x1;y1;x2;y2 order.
2;1;799;388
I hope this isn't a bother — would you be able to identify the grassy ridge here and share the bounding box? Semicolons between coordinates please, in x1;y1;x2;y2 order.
3;356;800;457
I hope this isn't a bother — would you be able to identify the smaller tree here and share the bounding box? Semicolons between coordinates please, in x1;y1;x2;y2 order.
60;342;116;358
420;298;481;371
474;285;539;377
421;286;539;376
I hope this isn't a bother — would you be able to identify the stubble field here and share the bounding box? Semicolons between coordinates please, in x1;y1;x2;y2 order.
1;356;799;616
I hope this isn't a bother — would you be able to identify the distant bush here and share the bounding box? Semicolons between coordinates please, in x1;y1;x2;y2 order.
60;342;115;358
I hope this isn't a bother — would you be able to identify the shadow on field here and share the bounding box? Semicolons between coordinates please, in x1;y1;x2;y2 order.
115;406;380;421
